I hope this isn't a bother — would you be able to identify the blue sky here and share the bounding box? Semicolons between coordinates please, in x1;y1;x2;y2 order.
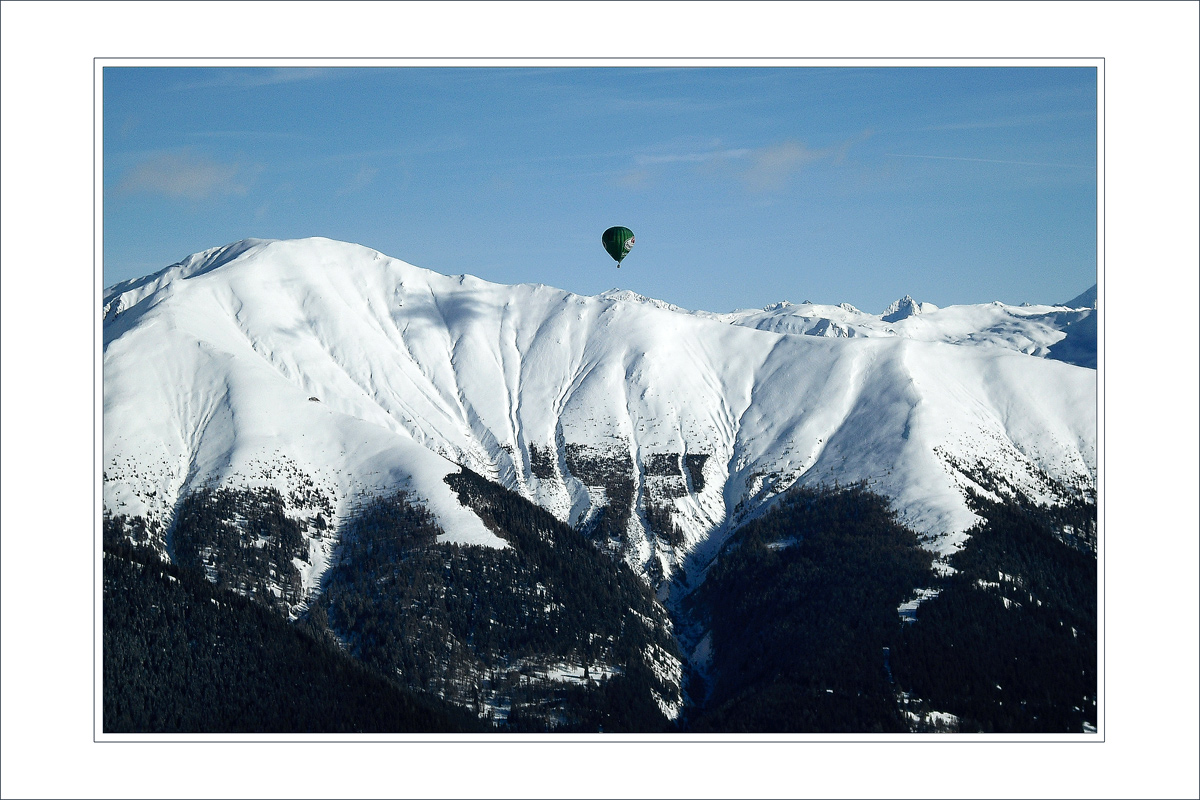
103;66;1097;313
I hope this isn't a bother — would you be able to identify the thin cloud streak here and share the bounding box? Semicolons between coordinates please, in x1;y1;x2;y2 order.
637;148;750;165
886;153;1092;169
171;68;336;92
913;109;1094;132
118;149;255;200
188;130;311;140
626;135;863;192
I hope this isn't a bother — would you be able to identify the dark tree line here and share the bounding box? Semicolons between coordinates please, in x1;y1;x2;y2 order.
938;450;1096;553
564;443;636;548
528;443;556;479
640;453;691;553
319;471;679;732
686;482;934;733
889;487;1097;732
103;543;486;733
644;500;686;549
684;453;709;492
104;512;158;550
685;475;1096;734
104;445;1093;735
172;486;310;612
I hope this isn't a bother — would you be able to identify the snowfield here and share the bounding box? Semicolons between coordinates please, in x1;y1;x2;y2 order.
103;237;1097;592
709;294;1095;359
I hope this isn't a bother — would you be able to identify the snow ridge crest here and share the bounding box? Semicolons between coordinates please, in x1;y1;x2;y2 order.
882;295;923;323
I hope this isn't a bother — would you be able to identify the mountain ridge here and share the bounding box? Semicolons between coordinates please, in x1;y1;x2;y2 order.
103;237;1097;606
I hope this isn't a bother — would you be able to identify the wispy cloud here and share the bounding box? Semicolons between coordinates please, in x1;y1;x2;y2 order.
615;169;651;189
637;148;750;165
337;166;378;196
319;136;468;165
187;129;310;140
739;139;844;191
118;149;254;200
625;135;862;192
171;67;335;92
914;109;1094;132
886;153;1092;169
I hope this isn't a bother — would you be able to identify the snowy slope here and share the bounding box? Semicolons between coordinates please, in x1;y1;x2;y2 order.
103;238;1097;594
705;292;1097;364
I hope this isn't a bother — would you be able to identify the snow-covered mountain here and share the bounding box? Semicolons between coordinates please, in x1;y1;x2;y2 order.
103;237;1097;604
704;290;1097;366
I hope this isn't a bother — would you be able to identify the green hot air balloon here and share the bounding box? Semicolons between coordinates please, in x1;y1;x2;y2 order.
602;226;635;268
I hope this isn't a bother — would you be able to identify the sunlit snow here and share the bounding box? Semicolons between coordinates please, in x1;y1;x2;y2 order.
103;237;1097;595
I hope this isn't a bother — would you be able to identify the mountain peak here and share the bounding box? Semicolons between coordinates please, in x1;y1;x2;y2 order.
881;295;923;323
1061;284;1097;310
597;288;685;313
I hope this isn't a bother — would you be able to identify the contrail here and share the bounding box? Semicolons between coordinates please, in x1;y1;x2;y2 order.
886;153;1091;169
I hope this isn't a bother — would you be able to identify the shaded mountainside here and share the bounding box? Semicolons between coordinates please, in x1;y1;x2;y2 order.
321;471;681;731
102;544;487;734
684;484;934;733
1046;310;1097;369
103;465;1095;733
104;472;683;733
682;478;1096;734
889;483;1098;733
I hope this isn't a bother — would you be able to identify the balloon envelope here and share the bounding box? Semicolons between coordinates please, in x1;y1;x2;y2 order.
602;226;635;266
